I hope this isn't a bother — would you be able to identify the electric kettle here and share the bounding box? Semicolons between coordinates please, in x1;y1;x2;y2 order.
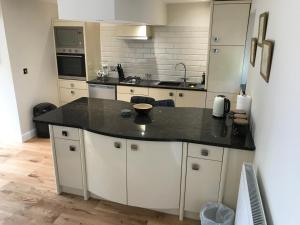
212;95;231;118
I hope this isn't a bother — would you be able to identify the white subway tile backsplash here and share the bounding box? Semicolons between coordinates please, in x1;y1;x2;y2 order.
100;26;209;80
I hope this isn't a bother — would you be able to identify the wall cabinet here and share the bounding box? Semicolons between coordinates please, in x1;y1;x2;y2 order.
84;131;127;205
211;3;250;46
127;140;182;209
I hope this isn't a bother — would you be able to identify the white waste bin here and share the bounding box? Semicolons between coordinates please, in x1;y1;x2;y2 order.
200;202;234;225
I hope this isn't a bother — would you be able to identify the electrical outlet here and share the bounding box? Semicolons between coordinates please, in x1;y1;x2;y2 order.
23;68;28;75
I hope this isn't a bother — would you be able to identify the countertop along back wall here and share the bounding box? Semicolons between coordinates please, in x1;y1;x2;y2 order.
247;0;300;224
1;0;59;141
100;2;211;82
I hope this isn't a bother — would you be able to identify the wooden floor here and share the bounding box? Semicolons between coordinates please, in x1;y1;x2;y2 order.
0;138;199;225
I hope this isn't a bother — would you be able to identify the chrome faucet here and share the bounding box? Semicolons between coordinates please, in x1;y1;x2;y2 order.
175;63;187;83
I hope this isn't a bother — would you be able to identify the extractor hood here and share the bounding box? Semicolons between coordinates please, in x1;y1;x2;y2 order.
115;25;152;40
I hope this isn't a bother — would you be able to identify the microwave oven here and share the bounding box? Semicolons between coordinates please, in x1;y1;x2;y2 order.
54;26;84;54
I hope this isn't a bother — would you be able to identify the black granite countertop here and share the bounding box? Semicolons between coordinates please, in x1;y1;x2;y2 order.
34;98;255;151
87;77;206;91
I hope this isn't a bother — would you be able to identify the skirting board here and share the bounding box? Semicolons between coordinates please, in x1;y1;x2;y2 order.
22;128;36;142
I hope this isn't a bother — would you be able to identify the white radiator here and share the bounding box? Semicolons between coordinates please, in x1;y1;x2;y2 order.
235;163;267;225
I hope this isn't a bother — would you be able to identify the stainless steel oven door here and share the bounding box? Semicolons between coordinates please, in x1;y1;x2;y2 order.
57;54;86;80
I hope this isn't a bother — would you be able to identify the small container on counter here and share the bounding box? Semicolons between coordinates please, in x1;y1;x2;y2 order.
232;118;249;137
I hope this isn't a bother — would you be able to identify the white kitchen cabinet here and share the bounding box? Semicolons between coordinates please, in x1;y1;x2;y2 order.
127;140;182;209
175;90;206;108
54;138;83;190
207;46;245;93
60;88;89;104
188;143;224;162
59;79;89;105
185;157;222;213
117;86;149;102
148;88;176;101
84;131;127;205
211;3;250;46
57;0;166;25
59;79;88;90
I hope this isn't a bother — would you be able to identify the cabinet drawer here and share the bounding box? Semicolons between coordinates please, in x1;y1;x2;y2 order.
148;88;176;101
117;93;148;102
175;91;206;108
117;86;149;95
53;126;80;140
188;143;223;161
60;88;88;103
54;139;83;189
185;157;221;213
59;79;88;90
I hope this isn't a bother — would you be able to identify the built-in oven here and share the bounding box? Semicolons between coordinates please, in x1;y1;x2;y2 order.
54;26;86;80
56;53;86;80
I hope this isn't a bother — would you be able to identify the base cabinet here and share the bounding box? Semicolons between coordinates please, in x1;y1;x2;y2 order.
49;125;253;220
185;157;222;213
84;131;127;204
127;140;182;209
55;138;83;190
117;85;207;108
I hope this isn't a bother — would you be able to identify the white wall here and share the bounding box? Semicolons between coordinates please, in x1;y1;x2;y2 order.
247;0;300;224
0;1;22;143
101;2;210;82
1;0;59;141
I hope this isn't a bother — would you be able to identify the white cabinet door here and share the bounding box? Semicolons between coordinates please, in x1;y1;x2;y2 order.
175;90;206;108
207;46;245;93
55;139;83;189
127;140;182;209
211;3;250;46
185;157;222;213
84;131;127;204
148;88;176;101
60;88;88;103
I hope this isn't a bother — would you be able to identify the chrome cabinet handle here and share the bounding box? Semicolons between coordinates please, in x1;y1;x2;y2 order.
131;144;138;151
71;90;75;95
201;149;209;157
130;89;134;93
179;93;184;97
62;131;68;137
212;48;220;54
69;146;76;152
192;164;200;171
70;83;75;88
114;142;121;149
213;36;220;42
169;92;174;97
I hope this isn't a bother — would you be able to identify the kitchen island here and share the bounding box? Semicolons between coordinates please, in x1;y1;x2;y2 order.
34;98;255;220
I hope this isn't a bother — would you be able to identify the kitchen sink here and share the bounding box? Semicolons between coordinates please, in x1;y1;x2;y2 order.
157;81;181;87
